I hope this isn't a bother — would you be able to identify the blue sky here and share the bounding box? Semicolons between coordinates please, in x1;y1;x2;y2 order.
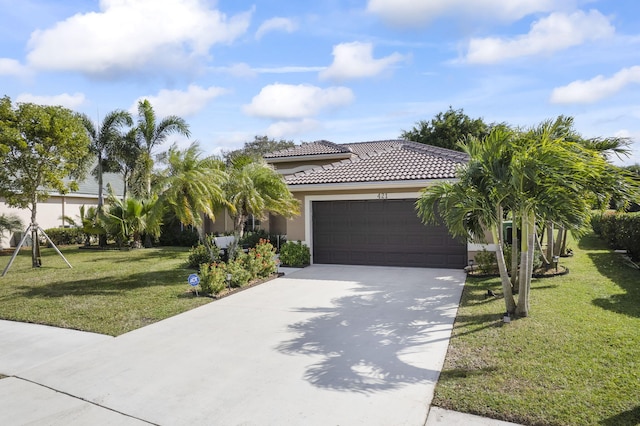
1;0;639;165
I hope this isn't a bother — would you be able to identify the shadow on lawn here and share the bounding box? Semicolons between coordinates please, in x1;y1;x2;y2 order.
9;269;188;298
599;405;640;426
579;235;640;318
276;268;462;394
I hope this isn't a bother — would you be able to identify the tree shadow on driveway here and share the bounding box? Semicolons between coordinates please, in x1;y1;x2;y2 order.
276;266;464;394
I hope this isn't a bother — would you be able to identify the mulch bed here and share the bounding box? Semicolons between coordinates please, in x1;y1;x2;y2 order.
187;272;286;300
467;265;569;279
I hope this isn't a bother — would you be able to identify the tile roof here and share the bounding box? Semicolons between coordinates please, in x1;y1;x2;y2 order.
283;140;468;185
263;140;351;158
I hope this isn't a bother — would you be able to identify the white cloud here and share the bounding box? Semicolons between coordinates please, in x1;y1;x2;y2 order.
210;63;324;77
15;92;85;108
26;0;252;76
466;10;614;64
266;119;320;138
550;66;640;104
131;84;228;117
367;0;572;27
0;58;30;77
253;66;325;74
255;17;297;40
243;83;354;120
319;42;405;81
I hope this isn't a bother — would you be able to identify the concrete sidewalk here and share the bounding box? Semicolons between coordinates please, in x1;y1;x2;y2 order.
0;265;519;425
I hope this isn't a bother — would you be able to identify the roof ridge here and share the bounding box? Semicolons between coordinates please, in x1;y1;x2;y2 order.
401;141;469;161
316;139;352;153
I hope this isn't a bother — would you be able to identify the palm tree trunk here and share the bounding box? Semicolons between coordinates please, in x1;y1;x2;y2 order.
97;157;107;247
554;226;564;256
545;221;554;268
511;214;519;291
516;208;535;317
493;205;516;314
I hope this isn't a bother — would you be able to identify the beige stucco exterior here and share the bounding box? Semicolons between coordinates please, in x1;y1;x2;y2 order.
0;194;98;248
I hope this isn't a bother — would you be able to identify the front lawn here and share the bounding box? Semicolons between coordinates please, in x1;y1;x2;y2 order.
0;246;210;336
433;233;640;425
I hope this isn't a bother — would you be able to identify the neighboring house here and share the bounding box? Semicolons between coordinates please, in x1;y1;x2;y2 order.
0;173;125;248
205;139;478;268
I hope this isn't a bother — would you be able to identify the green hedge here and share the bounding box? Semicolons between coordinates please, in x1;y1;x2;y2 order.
591;212;640;261
279;241;310;267
43;227;84;246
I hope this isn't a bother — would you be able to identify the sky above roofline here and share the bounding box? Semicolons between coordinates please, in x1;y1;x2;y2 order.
1;0;639;165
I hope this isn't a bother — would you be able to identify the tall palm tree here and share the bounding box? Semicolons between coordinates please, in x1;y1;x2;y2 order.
80;110;133;246
109;128;142;200
135;99;191;198
156;142;228;238
418;126;517;314
224;155;299;238
418;119;637;317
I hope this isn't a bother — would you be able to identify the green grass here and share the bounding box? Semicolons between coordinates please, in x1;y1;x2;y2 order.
0;246;210;336
433;233;640;426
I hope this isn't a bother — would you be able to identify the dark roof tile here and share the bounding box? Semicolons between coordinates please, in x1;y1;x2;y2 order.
283;140;468;185
264;140;351;158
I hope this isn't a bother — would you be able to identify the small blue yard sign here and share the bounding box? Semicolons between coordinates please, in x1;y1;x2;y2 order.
188;273;200;287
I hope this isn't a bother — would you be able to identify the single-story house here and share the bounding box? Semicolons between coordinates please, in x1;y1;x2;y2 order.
205;139;483;269
0;173;125;248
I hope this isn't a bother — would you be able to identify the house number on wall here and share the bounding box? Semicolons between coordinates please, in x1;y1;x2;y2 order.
377;193;388;200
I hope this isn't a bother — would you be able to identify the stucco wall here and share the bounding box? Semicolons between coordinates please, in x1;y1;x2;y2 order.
0;195;98;248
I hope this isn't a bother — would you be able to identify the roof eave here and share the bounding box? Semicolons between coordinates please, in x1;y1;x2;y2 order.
265;152;353;163
286;178;458;192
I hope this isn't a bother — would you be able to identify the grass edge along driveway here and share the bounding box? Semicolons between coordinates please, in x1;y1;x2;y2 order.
432;233;640;426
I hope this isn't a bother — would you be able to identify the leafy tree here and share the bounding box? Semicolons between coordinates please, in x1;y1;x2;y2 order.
417;118;638;317
224;155;299;238
134;99;191;198
224;135;295;162
80;109;133;246
0;96;90;267
156;142;228;238
401;106;489;151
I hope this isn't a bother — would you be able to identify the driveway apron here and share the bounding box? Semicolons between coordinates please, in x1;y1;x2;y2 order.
1;265;465;425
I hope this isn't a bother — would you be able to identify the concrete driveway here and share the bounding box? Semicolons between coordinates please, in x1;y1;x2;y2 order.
0;264;465;425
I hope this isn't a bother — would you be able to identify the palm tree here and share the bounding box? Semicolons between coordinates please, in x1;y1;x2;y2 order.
0;213;23;241
224;155;300;238
417;126;517;314
109;128;142;200
156;142;228;238
135;99;191;198
60;205;103;246
80;110;133;246
418;118;637;317
102;192;162;248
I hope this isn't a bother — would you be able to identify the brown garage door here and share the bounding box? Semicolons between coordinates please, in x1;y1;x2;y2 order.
312;199;466;268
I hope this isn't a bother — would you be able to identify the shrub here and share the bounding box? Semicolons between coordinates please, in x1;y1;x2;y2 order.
247;239;278;279
159;227;199;247
279;241;310;267
198;262;227;296
44;227;84;246
186;235;220;268
591;211;640;261
475;249;498;275
226;253;252;287
239;230;287;251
